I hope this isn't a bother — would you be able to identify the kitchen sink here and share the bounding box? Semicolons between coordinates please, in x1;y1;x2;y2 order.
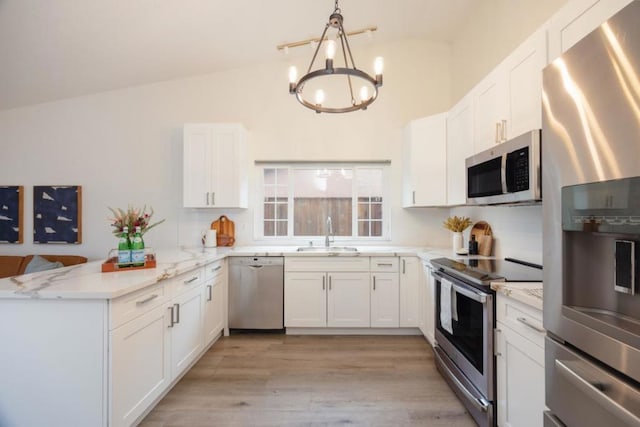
296;246;358;253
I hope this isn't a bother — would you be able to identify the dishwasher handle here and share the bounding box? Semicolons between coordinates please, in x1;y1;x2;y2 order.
248;265;264;270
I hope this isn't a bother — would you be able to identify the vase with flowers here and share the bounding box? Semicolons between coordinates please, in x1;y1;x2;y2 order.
108;205;165;242
443;215;472;253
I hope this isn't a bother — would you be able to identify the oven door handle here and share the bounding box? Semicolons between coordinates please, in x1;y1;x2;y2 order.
432;271;488;304
556;359;640;425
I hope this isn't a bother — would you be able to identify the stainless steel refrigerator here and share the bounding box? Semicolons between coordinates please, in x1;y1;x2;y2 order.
543;2;640;426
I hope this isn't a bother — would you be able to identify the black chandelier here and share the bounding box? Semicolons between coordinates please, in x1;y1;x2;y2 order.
287;0;383;113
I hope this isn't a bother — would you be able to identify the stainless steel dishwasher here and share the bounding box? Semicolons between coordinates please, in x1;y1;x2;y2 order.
228;257;284;330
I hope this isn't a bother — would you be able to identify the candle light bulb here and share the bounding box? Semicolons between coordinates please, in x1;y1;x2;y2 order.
325;40;336;60
288;66;298;84
360;86;369;102
315;89;325;105
374;57;384;75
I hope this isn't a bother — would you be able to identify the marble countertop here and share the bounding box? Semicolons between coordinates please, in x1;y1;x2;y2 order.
0;247;227;300
0;244;493;301
490;282;544;311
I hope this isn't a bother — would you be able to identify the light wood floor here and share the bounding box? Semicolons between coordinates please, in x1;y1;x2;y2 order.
140;334;476;427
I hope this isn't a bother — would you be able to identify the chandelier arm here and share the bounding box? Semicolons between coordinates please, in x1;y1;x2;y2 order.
338;32;356;105
307;23;331;74
339;22;358;70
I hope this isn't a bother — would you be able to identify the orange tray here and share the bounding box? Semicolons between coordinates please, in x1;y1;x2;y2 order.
101;254;157;273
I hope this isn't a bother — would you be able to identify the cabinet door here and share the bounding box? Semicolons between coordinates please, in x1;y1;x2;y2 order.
399;257;420;327
285;272;327;327
422;262;436;346
170;286;204;378
506;28;547;140
110;304;172;427
402;113;447;207
327;272;370;327
183;124;212;208
496;323;545;427
473;67;508;153
548;0;632;60
209;124;248;208
446;94;474;206
370;272;399;328
202;272;224;346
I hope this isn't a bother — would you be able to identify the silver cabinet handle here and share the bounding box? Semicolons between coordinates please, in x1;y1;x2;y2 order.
206;192;210;205
495;122;501;144
329;275;332;291
174;303;180;324
412;190;416;205
377;263;393;267
556;359;640;426
322;276;326;290
212;265;222;272
168;306;175;328
517;317;545;333
207;285;212;301
373;276;376;291
136;294;158;306
494;328;502;357
212;192;215;205
184;276;199;284
402;259;406;274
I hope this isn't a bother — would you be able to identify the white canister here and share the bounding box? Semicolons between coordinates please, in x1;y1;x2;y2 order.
204;229;217;247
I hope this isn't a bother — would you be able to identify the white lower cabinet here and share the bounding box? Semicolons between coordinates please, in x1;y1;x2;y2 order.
202;261;225;345
495;293;545;427
327;272;371;327
169;284;204;377
284;270;370;328
370;272;399;327
419;261;436;346
110;304;172;427
399;257;420;327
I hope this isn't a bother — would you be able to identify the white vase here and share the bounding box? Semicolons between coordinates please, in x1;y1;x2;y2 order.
452;232;463;252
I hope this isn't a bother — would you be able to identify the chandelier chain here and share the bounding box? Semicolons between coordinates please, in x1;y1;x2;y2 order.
334;0;341;14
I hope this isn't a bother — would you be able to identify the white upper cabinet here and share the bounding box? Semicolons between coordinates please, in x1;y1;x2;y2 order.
473;27;547;153
446;94;474;206
473;66;509;153
183;123;248;208
402;113;448;207
505;28;548;140
547;0;633;61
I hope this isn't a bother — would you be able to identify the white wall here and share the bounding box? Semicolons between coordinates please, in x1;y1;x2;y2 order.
0;38;452;259
450;0;567;104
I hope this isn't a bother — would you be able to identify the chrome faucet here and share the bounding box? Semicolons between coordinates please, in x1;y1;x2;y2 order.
325;216;333;247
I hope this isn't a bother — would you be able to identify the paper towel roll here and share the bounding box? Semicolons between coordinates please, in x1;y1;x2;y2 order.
204;229;217;247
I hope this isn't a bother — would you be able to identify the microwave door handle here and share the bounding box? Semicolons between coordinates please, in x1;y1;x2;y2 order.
501;153;508;193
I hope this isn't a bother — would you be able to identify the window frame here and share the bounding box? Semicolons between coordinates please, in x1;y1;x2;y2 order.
255;163;391;242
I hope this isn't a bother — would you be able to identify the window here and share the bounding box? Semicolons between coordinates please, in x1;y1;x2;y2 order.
258;164;388;240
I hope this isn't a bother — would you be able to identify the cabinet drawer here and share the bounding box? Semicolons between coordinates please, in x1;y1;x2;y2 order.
496;293;544;347
285;256;370;272
167;269;204;298
204;260;224;280
110;282;167;330
370;257;399;272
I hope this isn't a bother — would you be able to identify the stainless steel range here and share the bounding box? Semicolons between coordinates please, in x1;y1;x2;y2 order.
430;257;543;427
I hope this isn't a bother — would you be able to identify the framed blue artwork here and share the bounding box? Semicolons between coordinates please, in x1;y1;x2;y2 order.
33;186;82;244
0;186;24;243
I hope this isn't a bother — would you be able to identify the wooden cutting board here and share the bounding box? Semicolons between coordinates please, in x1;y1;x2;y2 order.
210;215;235;246
470;221;493;256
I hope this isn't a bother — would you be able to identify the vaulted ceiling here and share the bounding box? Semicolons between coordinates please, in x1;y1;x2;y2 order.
0;0;478;110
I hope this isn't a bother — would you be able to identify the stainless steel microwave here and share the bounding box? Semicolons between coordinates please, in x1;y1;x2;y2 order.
466;129;541;205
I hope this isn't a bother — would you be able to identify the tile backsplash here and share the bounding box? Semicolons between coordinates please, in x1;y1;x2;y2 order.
449;205;542;265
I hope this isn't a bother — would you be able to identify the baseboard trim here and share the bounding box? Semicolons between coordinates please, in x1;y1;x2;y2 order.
285;327;422;336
